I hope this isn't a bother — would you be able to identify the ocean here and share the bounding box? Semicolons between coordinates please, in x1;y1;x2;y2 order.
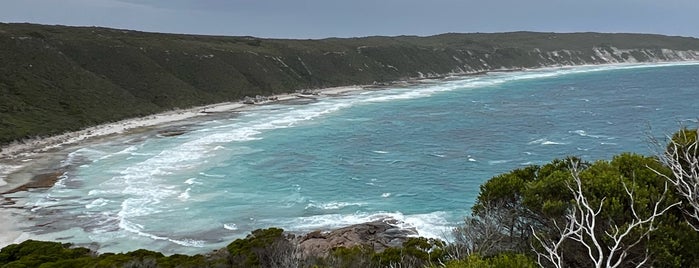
5;62;699;254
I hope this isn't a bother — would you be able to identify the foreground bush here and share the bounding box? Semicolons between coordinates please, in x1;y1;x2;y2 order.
441;253;536;268
457;151;699;267
0;240;212;268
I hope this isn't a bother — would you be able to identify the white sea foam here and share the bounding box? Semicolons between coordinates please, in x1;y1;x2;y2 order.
61;148;104;167
362;80;476;103
199;172;225;178
449;62;699;96
104;145;140;159
85;198;110;209
51;172;69;189
30;195;60;211
116;198;206;248
305;201;366;210
269;211;452;240
528;138;566;145
570;129;605;139
223;223;238;231
119;218;205;247
87;189;121;196
372;150;389;154
381;193;392;198
178;188;191;201
543;141;565;145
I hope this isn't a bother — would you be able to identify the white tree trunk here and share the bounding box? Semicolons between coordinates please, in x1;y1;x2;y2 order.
651;128;699;231
533;162;679;268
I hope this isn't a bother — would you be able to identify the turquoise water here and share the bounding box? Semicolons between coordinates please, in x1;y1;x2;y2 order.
10;63;699;254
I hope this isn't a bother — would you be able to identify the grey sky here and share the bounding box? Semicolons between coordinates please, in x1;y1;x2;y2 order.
1;0;697;39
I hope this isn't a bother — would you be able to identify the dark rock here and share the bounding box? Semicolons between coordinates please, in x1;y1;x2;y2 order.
3;171;64;194
157;128;187;137
298;220;418;257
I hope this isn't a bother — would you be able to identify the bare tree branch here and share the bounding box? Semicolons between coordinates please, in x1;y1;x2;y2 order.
650;128;699;231
452;199;526;257
533;161;680;268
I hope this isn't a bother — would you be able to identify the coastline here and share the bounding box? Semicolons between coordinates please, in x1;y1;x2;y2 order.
0;85;363;249
0;205;30;250
3;60;698;165
0;85;366;188
1;60;698;250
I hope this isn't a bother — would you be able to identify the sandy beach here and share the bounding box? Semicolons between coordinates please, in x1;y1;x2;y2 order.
0;85;365;249
0;85;364;160
0;205;31;249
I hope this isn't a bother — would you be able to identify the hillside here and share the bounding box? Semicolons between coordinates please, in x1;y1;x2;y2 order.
1;23;699;144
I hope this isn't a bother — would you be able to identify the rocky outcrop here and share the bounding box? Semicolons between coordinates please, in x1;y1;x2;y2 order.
298;220;418;257
2;171;65;194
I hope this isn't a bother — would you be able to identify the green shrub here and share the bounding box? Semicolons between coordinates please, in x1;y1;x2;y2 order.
442;253;536;268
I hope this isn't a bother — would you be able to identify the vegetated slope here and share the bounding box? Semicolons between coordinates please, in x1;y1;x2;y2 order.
1;23;699;144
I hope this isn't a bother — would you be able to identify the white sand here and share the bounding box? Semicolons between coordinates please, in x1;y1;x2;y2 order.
0;207;30;249
0;86;364;161
0;102;243;161
0;85;365;248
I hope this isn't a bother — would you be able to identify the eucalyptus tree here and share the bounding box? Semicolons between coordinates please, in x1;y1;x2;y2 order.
532;161;679;268
460;153;699;267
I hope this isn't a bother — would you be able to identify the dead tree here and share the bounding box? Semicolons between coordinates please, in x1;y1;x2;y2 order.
451;200;522;258
533;162;680;268
651;128;699;231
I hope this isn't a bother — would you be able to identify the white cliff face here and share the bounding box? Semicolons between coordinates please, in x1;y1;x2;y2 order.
448;46;699;77
661;48;699;61
591;46;699;63
592;47;618;63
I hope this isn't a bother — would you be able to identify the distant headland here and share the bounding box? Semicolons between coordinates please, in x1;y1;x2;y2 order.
1;23;699;149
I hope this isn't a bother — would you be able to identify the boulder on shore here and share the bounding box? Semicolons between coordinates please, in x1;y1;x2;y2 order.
298;220;418;257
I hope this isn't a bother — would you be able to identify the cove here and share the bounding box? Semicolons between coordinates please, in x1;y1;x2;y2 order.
4;62;699;254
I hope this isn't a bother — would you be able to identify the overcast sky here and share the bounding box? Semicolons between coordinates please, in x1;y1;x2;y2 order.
1;0;697;39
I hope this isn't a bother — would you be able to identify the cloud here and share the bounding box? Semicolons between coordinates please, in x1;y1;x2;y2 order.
0;0;697;38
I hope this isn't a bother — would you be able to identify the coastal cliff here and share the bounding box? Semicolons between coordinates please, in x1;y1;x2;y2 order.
2;23;699;144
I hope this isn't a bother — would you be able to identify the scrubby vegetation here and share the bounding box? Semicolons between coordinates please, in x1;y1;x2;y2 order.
2;22;699;144
3;128;699;267
0;236;533;267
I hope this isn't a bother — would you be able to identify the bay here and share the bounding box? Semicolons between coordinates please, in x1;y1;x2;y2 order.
8;63;699;254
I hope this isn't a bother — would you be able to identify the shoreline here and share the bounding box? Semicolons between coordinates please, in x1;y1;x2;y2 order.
0;85;364;249
3;60;698;165
0;85;366;159
1;60;698;250
0;205;31;250
0;85;365;184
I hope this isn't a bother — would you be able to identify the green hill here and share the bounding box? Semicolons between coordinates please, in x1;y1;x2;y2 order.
1;23;699;144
